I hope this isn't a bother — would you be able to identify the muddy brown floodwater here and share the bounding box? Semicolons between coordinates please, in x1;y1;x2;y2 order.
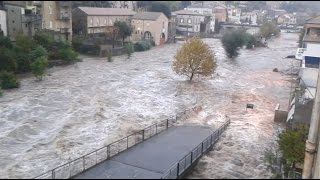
0;33;298;178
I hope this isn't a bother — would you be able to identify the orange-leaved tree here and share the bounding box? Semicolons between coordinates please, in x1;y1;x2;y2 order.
173;37;217;81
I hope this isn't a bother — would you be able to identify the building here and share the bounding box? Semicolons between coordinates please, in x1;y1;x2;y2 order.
168;14;177;43
277;13;297;26
227;6;241;24
240;12;257;25
287;44;320;129
186;5;215;33
172;9;205;36
3;1;72;41
72;7;135;35
303;15;320;47
109;1;137;11
213;4;227;23
131;12;168;46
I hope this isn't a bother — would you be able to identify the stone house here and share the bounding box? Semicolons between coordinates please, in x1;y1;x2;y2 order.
72;7;135;35
186;5;216;33
227;6;241;24
131;12;168;46
240;12;257;25
3;1;72;41
213;4;227;23
277;13;297;26
172;9;204;36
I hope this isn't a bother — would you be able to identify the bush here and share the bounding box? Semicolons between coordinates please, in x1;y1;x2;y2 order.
0;36;13;49
221;30;247;58
31;56;48;81
58;48;78;62
125;43;134;58
0;48;17;72
15;35;37;52
134;40;152;52
244;34;257;49
0;71;20;89
33;31;54;49
29;46;48;60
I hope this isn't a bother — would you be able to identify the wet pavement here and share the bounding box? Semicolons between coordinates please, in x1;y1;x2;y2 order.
0;33;299;178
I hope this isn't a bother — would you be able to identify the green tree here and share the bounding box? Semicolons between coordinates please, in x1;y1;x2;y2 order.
0;48;17;72
125;43;134;58
221;29;247;58
30;56;48;81
259;22;280;40
173;37;217;81
29;46;48;60
114;21;133;45
33;31;54;49
15;35;37;52
149;2;171;18
278;125;308;167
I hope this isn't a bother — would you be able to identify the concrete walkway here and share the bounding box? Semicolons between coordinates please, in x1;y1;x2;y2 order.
72;125;214;179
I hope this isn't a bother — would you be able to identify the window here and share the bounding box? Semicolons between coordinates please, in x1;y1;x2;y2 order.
146;22;150;27
49;5;52;14
13;28;15;31
49;21;53;28
90;18;93;25
12;20;15;23
97;19;100;25
25;23;28;27
105;19;107;24
307;28;310;35
187;18;192;24
132;20;134;23
180;18;184;23
11;10;14;13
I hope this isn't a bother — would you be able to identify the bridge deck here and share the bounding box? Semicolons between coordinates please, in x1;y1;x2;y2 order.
72;125;214;179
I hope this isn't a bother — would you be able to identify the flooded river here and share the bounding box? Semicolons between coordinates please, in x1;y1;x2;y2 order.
0;33;298;178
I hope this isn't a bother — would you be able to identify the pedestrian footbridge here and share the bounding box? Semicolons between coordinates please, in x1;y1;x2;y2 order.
34;118;230;179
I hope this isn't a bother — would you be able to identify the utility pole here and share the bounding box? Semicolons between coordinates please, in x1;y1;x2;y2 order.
303;66;320;179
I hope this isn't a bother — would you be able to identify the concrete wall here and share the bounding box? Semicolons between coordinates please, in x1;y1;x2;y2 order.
299;67;318;88
0;10;7;36
292;99;313;129
4;4;24;40
274;104;288;123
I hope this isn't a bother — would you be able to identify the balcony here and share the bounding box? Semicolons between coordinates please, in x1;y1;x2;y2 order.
303;35;320;43
60;13;70;20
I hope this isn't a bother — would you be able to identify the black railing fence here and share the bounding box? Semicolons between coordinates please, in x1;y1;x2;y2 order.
33;107;199;179
161;119;231;179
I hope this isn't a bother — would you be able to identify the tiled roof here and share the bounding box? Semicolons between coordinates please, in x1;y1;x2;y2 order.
132;12;164;21
78;7;135;16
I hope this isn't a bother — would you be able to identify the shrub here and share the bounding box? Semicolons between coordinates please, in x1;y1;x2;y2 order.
58;48;78;62
125;43;134;58
0;48;17;72
31;56;48;81
0;36;13;49
244;34;257;49
0;71;20;89
15;35;37;52
29;46;48;60
134;40;152;52
33;31;54;49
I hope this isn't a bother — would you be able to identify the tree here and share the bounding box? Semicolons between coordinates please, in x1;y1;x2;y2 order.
278;125;308;167
149;2;171;18
0;36;13;49
114;21;133;46
0;48;17;72
30;56;48;81
221;29;247;58
125;43;134;58
29;45;48;61
173;37;217;81
259;22;280;40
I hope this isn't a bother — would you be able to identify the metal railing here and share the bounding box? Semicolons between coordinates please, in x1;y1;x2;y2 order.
161;119;231;179
33;117;179;179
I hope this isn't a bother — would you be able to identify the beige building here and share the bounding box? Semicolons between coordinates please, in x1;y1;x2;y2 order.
3;1;72;41
72;7;135;35
131;12;168;46
172;10;204;36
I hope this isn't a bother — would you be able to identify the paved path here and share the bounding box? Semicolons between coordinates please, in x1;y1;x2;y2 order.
72;125;214;179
